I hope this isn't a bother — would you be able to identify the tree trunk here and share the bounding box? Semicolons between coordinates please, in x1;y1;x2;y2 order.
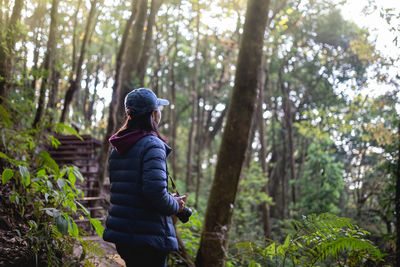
258;56;271;238
279;68;296;204
47;71;60;110
194;92;204;209
268;96;281;218
70;0;83;79
278;68;289;219
86;58;102;123
30;27;42;95
396;121;400;266
0;0;24;104
137;0;163;86
195;0;270;265
60;0;98;123
33;0;59;127
117;0;148;126
97;0;138;189
185;99;196;192
169;29;179;177
0;0;3;24
186;0;200;193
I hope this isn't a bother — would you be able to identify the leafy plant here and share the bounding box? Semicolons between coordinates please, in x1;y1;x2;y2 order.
236;213;384;266
174;210;202;263
0;102;104;265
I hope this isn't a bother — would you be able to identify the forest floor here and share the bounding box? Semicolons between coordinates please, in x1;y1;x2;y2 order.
77;235;125;266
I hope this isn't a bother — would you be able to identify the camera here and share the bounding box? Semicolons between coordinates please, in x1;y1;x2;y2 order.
176;206;192;223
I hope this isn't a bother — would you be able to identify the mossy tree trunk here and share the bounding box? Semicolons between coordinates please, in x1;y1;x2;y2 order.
32;0;59;127
117;0;148;126
97;0;137;189
396;121;400;265
195;0;270;265
0;0;24;104
60;0;98;123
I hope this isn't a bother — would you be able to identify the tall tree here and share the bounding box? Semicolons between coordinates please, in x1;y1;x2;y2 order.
97;0;139;187
60;0;99;123
32;0;59;127
136;0;164;86
0;0;24;104
117;0;148;125
195;0;270;265
186;0;201;193
258;56;271;238
396;121;400;265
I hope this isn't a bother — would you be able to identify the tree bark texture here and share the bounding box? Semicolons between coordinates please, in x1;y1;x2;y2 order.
33;0;59;127
60;0;98;123
137;0;163;86
97;0;138;188
70;0;83;79
258;56;271;238
268;97;281;218
185;99;196;192
0;0;24;104
60;0;97;123
30;27;42;94
169;38;178;177
117;0;148;126
396;121;400;266
186;0;200;193
195;0;270;265
279;67;296;204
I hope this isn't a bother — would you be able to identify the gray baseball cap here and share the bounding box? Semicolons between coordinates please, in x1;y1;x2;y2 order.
124;88;169;115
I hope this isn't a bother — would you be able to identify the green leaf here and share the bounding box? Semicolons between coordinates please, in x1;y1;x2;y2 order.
249;260;259;267
38;151;59;174
2;169;14;184
46;180;53;190
0;105;12;127
69;220;79;238
50;135;61;148
76;201;90;216
42;208;60;217
72;166;84;182
0;152;11;162
56;214;68;235
0;152;24;166
10;192;20;204
68;170;76;185
54;123;83;141
36;169;46;177
19;165;30;187
57;179;66;189
283;235;291;248
89;218;104;237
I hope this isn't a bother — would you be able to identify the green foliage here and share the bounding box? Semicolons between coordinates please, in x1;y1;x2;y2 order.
295;138;344;215
0;102;104;264
232;162;272;239
236;213;384;266
175;210;203;262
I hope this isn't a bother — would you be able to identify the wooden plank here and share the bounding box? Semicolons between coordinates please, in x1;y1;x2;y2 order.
82;196;104;201
88;206;104;211
49;151;96;156
75;216;106;223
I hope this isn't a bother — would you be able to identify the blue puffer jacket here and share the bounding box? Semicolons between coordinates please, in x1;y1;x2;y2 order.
103;132;179;251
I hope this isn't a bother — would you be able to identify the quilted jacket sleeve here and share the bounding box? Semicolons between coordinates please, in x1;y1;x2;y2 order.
142;138;179;216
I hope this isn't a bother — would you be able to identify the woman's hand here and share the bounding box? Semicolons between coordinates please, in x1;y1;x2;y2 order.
173;194;187;212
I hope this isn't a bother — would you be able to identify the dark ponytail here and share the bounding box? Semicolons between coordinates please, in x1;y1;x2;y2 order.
115;109;167;142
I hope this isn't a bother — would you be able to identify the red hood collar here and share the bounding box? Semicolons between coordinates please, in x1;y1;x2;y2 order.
109;130;156;154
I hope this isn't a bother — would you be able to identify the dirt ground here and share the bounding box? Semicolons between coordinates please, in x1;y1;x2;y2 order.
80;236;125;267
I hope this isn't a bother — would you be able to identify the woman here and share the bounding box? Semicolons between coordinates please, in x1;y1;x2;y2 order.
103;88;186;267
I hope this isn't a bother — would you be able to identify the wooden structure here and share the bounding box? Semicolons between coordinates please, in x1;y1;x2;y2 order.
48;134;106;232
